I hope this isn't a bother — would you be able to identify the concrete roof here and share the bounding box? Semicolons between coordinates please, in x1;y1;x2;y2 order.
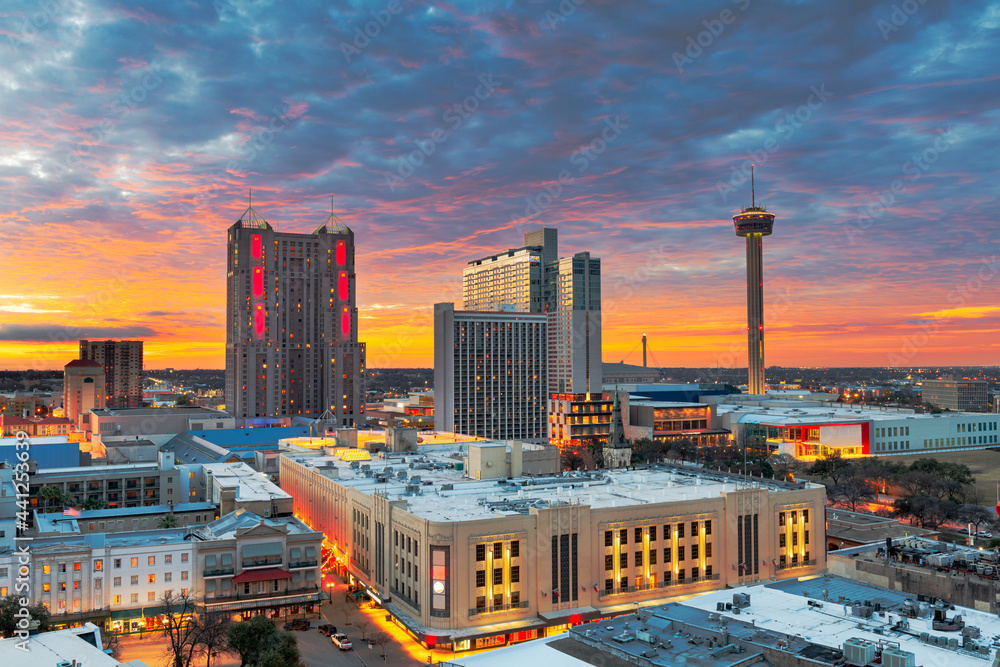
202;462;291;501
0;623;144;667
283;449;813;522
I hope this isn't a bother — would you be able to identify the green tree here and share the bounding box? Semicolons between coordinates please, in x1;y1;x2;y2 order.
38;485;68;511
252;631;299;667
806;452;853;485
83;497;108;511
158;514;179;529
227;614;279;667
0;596;50;638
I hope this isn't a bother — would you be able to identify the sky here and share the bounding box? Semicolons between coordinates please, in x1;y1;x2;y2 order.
1;0;998;372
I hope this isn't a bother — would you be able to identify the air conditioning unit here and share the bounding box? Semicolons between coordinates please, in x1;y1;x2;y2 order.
843;638;876;666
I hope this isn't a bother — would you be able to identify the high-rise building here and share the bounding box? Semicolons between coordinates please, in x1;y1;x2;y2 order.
79;339;143;408
462;228;557;312
434;303;547;441
64;359;105;432
547;251;601;394
732;169;776;395
225;201;365;425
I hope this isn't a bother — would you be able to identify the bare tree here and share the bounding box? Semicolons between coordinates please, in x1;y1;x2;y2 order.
193;611;232;667
369;629;392;660
331;597;357;627
829;476;876;511
960;504;997;536
159;590;201;667
356;617;372;642
560;448;585;471
102;628;123;661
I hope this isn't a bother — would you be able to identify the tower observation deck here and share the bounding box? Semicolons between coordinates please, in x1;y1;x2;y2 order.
732;167;776;395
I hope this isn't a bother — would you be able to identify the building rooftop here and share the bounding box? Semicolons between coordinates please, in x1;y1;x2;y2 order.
283;449;812;522
34;501;218;533
65;359;103;368
0;623;143;667
202;462;291;502
188;508;319;540
90;407;230;417
826;509;938;544
717;403;989;424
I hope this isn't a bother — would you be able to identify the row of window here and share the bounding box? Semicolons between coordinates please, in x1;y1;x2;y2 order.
777;510;809;526
604;542;714;570
476;566;521;587
603;520;713;547
475;541;520;561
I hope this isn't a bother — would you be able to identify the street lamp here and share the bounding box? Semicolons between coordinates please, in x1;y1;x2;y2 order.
328;582;335;606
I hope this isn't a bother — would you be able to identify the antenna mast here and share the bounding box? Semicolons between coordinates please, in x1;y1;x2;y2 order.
751;164;755;207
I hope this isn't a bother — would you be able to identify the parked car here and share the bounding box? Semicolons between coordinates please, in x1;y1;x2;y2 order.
317;624;337;636
283;619;310;631
331;633;353;650
977;531;993;538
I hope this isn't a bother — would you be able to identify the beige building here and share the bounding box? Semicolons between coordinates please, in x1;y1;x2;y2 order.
280;448;826;652
90;406;235;439
79;339;144;409
922;378;989;412
64;359;105;432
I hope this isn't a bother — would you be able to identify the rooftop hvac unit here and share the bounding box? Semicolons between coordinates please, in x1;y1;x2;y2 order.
843;638;877;666
882;647;916;667
733;592;751;609
405;484;420;495
439;484;453;491
851;606;873;619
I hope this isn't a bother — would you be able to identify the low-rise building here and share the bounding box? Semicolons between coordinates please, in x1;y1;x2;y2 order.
921;378;989;412
824;508;938;551
281;448;826;651
33;502;218;537
0;623;148;667
90;406;235;439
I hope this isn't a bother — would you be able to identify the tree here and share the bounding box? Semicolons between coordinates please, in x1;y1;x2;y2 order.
158;514;179;529
103;628;124;661
252;631;299;667
228;614;277;667
807;452;853;485
159;590;201;667
330;597;357;627
584;442;605;469
960;504;997;536
0;595;50;638
369;629;392;660
193;611;232;667
38;485;68;511
227;614;299;667
356;617;372;641
83;497;108;511
560;448;585;471
829;476;876;511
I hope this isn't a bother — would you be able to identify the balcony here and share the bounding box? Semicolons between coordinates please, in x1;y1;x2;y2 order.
107;482;120;491
242;557;283;569
288;560;318;569
469;601;529;617
598;574;720;599
203;568;236;578
777;559;817;571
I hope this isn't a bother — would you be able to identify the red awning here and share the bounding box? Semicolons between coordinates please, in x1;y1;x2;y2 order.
231;568;292;584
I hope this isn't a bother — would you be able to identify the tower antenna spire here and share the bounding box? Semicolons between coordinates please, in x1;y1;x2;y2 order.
249;187;252;209
751;164;755;208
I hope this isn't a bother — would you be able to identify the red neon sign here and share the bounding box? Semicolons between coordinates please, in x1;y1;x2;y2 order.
339;271;348;300
254;304;265;339
336;240;346;266
341;308;350;338
251;234;262;259
252;267;263;298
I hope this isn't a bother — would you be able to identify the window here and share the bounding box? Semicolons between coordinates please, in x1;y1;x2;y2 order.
511;540;519;557
59;583;66;592
114;595;121;605
677;546;685;561
619;576;628;589
678;568;685;581
620;552;628;568
148;591;156;602
493;568;503;585
677;523;684;539
511;591;520;606
620;528;627;545
691;521;698;536
605;531;613;547
73;581;80;590
181;571;188;581
114;559;121;569
181;553;188;563
73;562;81;571
692;566;699;579
605;555;613;571
43;565;50;575
803;509;809;523
649;525;657;541
649;550;657;565
148;556;156;566
94;560;103;571
805;530;810;545
131;558;138;567
779;512;785;527
635;551;643;567
511;566;520;583
705;520;712;535
42;584;51;592
493;593;503;607
663;525;671;541
165;555;172;565
663;547;671;562
779;534;786;548
476;596;486;610
792;532;798;546
705;543;712;558
95;579;102;590
476;544;486;562
130;594;138;604
605;578;613;592
165;572;172;582
706;565;713;577
131;576;138;586
691;544;699;559
493;542;502;559
664;571;672;583
59;564;66;573
634;527;642;543
181;588;188;597
113;577;121;587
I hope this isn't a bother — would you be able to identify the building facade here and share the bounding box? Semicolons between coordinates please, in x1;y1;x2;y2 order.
548;392;612;449
921;378;989;412
434;303;547;441
64;360;105;432
281;449;826;651
225;203;365;425
79;340;144;409
547;252;601;394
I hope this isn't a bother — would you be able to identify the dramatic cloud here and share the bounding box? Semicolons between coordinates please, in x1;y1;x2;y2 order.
0;324;158;342
1;0;998;369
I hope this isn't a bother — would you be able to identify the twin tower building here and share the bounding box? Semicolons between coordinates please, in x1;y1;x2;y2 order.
225;203;598;443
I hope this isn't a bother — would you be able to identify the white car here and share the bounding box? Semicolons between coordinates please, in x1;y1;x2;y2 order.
976;531;992;538
331;633;353;650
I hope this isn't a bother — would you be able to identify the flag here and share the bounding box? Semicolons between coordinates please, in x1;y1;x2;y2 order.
63;506;81;517
593;584;599;592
